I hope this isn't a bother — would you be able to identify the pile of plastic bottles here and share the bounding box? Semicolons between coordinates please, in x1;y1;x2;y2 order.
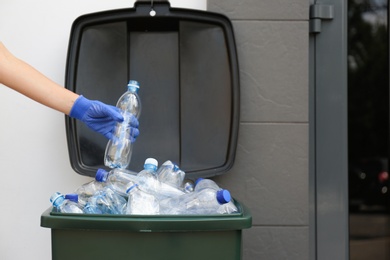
50;158;239;215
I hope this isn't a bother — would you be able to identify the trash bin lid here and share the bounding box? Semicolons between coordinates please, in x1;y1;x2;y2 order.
65;0;240;179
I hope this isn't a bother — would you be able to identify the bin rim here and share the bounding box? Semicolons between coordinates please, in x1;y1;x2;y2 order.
41;199;252;232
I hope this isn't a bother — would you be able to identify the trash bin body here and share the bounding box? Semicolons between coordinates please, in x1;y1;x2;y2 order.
41;200;251;260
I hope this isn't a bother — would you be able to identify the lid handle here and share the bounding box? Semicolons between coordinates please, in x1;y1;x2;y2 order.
135;0;169;3
134;0;171;16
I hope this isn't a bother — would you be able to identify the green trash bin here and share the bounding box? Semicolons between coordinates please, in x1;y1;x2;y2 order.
41;200;251;260
41;1;252;259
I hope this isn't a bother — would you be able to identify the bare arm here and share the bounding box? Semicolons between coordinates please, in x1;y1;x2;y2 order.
0;42;79;115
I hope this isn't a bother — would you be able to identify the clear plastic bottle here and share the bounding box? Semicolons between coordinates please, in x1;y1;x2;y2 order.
159;188;231;215
83;198;104;214
157;160;185;189
125;184;159;215
104;80;141;169
137;158;159;177
95;168;138;197
217;199;239;214
137;158;185;200
73;180;106;206
194;178;221;192
193;178;238;214
50;192;83;214
136;158;160;195
84;187;127;214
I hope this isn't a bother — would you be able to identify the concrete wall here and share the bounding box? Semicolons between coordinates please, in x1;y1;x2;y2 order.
208;1;310;259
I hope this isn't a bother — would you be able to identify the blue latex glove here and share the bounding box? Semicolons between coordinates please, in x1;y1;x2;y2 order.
69;95;139;141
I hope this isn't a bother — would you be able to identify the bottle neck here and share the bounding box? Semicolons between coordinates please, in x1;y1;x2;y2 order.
144;164;157;172
53;196;65;207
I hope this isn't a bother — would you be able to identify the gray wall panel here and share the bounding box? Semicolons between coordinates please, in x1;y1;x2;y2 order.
214;123;308;226
208;0;308;20
234;21;308;122
243;226;309;260
208;0;310;259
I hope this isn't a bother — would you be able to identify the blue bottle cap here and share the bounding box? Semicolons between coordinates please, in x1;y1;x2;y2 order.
95;168;109;182
195;178;205;186
127;80;140;93
173;164;180;172
65;193;78;203
216;189;231;204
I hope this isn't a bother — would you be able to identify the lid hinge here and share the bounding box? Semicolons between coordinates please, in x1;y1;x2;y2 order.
310;4;334;34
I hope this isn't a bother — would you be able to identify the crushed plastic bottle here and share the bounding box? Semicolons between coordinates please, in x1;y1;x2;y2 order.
125;184;159;215
194;178;239;214
194;178;221;192
95;168;138;197
137;158;185;200
159;188;231;215
217;199;239;214
104;80;141;169
74;180;106;206
84;187;127;214
157;160;185;189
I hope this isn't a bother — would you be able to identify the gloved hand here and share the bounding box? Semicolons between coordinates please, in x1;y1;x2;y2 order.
69;95;139;141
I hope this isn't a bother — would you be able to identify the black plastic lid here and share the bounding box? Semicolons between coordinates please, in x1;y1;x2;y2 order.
65;1;240;179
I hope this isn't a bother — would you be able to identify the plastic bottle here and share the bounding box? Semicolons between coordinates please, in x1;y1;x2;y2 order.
73;180;106;206
137;158;185;200
84;187;127;214
104;80;141;169
194;178;238;214
83;197;104;214
194;178;221;192
137;158;159;178
159;188;231;215
157;160;185;189
217;199;239;214
136;158;160;195
95;168;139;197
125;184;159;215
50;192;83;214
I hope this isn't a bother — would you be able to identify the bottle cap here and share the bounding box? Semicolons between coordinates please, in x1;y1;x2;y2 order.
144;158;158;171
65;193;78;203
173;164;180;172
216;189;231;204
127;80;140;93
95;169;109;182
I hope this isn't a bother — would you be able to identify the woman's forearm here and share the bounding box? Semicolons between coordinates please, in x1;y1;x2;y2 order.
0;42;79;115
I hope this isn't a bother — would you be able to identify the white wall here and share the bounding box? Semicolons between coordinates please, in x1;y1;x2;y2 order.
0;1;206;259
